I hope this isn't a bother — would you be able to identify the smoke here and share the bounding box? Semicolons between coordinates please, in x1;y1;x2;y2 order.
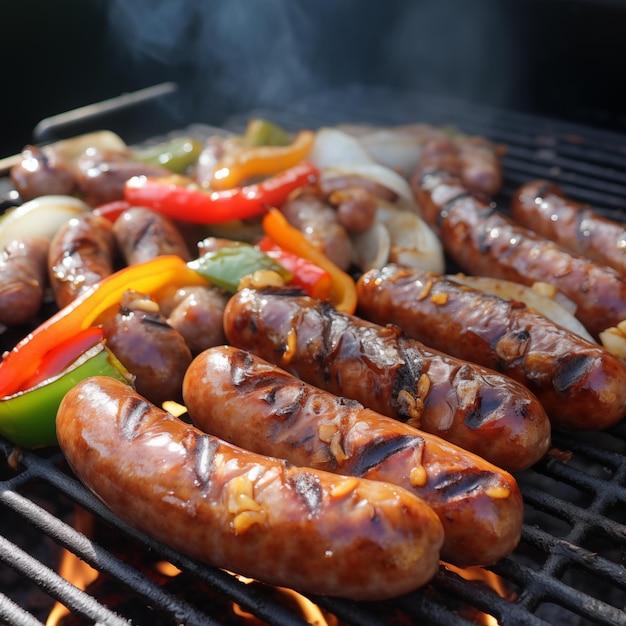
102;0;524;125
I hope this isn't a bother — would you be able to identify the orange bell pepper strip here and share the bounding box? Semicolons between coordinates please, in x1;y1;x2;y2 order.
261;208;357;314
0;255;208;398
210;130;315;191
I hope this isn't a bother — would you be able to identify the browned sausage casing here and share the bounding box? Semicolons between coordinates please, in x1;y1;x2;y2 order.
0;237;49;326
511;180;626;279
113;207;191;265
411;138;626;339
357;265;626;430
56;376;444;600
48;212;117;308
96;290;192;405
223;288;551;473
184;346;523;566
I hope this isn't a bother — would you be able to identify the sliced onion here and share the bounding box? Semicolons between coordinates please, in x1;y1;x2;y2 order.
351;221;390;271
599;323;626;361
309;128;375;168
0;195;90;249
44;130;128;164
450;274;595;343
381;208;445;273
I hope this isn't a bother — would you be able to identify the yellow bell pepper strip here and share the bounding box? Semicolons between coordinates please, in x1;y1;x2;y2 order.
188;242;292;293
0;341;131;449
133;136;204;174
257;236;332;301
0;255;208;398
123;161;319;225
261;208;358;314
210;130;316;191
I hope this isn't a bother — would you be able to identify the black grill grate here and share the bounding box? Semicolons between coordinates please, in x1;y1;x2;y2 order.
2;88;626;625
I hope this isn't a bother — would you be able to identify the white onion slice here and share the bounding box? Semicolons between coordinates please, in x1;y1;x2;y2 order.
450;274;596;343
0;195;90;249
309;127;375;168
351;222;390;271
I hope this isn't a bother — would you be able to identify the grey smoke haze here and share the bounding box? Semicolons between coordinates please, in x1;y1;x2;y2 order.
103;0;524;122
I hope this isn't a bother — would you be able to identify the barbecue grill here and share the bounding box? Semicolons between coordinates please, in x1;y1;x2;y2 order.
1;83;626;625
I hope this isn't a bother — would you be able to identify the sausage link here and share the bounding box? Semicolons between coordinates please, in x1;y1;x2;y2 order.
223;288;551;473
0;237;49;326
48;212;117;308
57;376;444;600
357;265;626;430
456;135;504;198
411;138;626;339
511;180;626;279
184;346;523;566
96;289;192;405
113;207;191;265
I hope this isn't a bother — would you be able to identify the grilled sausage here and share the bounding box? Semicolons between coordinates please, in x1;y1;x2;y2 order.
96;290;192;405
411;137;626;339
0;237;49;326
357;265;626;430
10;145;78;201
456;135;504;198
281;192;353;270
223;288;551;472
159;285;229;354
57;376;444;600
113;207;191;265
48;212;117;308
184;345;523;566
511;180;626;279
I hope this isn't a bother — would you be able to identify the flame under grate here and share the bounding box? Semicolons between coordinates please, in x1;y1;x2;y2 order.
2;87;626;625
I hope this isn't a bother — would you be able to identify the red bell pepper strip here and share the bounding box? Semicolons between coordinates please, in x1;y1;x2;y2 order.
261;208;358;314
17;327;104;392
92;200;132;223
123;161;318;224
257;236;332;301
0;255;208;398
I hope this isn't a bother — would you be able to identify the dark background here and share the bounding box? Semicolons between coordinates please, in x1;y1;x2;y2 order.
3;0;626;157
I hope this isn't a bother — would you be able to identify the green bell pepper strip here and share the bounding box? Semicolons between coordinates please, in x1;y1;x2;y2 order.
0;341;131;449
133;136;204;174
123;161;319;224
188;243;292;293
243;118;292;147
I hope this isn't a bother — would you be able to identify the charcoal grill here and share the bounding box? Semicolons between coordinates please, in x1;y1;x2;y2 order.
2;87;626;626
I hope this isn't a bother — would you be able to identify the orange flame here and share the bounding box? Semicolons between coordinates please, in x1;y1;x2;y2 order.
443;563;514;626
46;509;99;626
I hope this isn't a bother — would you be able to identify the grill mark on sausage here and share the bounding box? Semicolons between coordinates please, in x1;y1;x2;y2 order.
190;434;218;489
553;354;594;394
432;470;496;500
349;435;423;476
118;396;152;440
289;471;323;517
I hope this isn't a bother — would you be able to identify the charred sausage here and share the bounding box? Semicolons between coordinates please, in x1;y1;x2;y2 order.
223;287;551;472
456;135;505;198
357;265;626;430
511;180;626;279
113;207;191;265
48;212;117;308
0;237;49;327
10;146;77;201
184;345;524;566
281;192;353;270
57;376;444;600
95;290;192;405
159;285;229;354
411;138;626;339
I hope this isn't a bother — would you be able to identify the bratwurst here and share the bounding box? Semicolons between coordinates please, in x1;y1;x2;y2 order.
184;345;523;566
411;137;626;339
56;376;444;600
224;287;551;472
356;264;626;430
